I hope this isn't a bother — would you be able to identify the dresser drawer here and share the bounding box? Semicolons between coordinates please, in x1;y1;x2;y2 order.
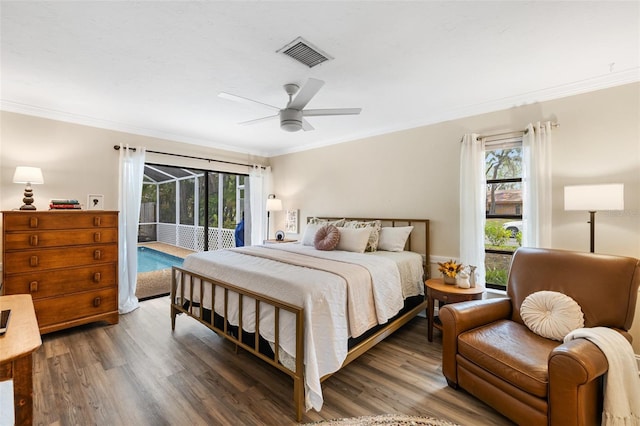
3;264;116;299
3;212;118;231
4;228;118;250
4;244;118;274
33;287;117;329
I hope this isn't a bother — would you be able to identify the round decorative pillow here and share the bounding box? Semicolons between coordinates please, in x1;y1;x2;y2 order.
314;224;340;251
520;290;584;341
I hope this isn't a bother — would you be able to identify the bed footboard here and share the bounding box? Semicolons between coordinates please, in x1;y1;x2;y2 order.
170;266;306;421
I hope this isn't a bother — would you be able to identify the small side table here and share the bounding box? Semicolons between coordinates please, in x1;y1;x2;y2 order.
264;239;297;244
0;294;42;425
426;278;483;342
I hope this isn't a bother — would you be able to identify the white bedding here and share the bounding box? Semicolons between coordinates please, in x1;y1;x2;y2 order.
176;243;424;412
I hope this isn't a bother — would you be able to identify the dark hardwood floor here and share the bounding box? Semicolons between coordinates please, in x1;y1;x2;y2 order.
31;296;514;425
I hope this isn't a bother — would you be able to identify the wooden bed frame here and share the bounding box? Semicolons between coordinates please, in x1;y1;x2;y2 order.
170;217;430;421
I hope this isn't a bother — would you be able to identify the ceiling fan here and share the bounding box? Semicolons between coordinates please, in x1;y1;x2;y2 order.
219;78;362;132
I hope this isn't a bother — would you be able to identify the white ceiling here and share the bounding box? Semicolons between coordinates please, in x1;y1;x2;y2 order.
1;1;638;157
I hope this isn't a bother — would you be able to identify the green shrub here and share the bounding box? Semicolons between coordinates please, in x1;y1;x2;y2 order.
485;222;511;247
486;267;508;286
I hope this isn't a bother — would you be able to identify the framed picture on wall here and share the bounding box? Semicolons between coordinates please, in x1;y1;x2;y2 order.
87;194;104;210
285;209;299;233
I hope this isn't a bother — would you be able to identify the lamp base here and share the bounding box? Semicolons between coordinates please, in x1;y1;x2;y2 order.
20;187;36;210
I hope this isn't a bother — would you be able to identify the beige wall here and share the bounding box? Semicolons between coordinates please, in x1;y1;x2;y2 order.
0;112;268;212
269;82;640;351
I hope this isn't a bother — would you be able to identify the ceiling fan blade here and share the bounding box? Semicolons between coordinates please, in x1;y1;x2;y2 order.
303;108;362;116
288;78;325;110
238;114;279;126
219;92;281;111
301;118;315;131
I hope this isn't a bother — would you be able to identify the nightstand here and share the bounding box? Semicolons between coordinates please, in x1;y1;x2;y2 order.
263;239;297;244
426;278;483;342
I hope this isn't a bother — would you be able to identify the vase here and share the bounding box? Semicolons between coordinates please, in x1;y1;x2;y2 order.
442;275;456;285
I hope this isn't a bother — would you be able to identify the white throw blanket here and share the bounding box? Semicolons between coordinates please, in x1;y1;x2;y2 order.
564;327;640;426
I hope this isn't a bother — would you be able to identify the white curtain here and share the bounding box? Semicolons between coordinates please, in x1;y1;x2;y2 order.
459;133;486;285
248;165;270;246
118;144;145;314
522;122;553;248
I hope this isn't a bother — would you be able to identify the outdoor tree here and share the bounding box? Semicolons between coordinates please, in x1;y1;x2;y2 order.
485;148;521;214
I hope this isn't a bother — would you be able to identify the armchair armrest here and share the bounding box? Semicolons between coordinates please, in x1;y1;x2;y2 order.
440;298;512;386
548;338;609;426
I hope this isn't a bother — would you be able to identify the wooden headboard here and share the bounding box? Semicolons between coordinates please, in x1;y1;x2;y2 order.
306;217;430;279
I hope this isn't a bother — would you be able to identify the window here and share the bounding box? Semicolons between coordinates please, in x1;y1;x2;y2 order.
484;138;522;290
140;164;247;251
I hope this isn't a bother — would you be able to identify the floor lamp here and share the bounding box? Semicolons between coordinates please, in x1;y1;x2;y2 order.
265;194;282;240
564;183;624;253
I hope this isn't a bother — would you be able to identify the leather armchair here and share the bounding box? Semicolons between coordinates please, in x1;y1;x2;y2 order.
440;247;640;426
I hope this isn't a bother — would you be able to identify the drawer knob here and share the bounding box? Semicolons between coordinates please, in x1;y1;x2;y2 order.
93;217;101;227
30;256;39;267
29;235;39;246
29;217;39;228
93;297;101;307
93;272;102;282
29;281;38;293
94;250;102;260
94;232;101;242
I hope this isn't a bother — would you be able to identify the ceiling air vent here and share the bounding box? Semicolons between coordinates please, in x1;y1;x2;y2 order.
277;37;333;68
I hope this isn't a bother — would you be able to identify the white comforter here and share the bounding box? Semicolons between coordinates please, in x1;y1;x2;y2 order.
178;243;418;412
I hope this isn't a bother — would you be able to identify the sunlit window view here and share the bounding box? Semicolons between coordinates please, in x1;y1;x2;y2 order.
485;141;522;289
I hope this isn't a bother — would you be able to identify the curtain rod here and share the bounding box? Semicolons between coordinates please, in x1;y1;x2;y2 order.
113;145;266;169
475;122;559;141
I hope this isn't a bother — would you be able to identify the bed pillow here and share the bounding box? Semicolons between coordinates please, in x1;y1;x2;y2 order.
343;220;382;252
308;217;346;227
313;224;340;251
378;226;414;252
335;227;371;253
520;290;585;341
302;223;323;246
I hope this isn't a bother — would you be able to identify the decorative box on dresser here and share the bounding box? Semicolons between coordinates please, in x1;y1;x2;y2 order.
2;210;119;334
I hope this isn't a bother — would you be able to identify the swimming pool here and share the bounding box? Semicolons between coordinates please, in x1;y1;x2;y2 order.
137;246;184;273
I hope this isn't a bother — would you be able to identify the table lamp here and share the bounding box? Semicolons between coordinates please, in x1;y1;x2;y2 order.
13;166;44;210
564;183;624;252
266;194;282;240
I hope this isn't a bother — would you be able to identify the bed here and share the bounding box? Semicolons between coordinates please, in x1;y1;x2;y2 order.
170;217;430;421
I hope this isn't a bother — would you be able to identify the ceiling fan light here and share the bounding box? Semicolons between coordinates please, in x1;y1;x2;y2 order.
280;109;303;132
281;122;302;132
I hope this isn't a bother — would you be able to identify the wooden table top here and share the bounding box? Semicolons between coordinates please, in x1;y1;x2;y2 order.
426;278;485;296
0;294;42;364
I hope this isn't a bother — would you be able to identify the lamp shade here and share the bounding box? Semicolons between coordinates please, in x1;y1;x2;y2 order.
266;197;283;212
13;166;44;184
564;184;624;211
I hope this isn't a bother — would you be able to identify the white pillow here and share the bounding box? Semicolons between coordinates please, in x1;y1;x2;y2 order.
378;226;414;252
520;290;585;341
302;223;322;246
335;227;372;253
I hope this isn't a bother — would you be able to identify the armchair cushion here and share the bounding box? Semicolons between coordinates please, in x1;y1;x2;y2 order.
520;290;585;341
459;320;559;398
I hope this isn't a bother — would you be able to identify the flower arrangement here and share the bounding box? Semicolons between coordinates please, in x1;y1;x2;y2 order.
438;259;463;278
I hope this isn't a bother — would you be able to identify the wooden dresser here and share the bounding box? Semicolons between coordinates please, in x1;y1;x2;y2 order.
2;210;119;334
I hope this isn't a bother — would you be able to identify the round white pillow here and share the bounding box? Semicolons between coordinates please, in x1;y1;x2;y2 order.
520;291;584;341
